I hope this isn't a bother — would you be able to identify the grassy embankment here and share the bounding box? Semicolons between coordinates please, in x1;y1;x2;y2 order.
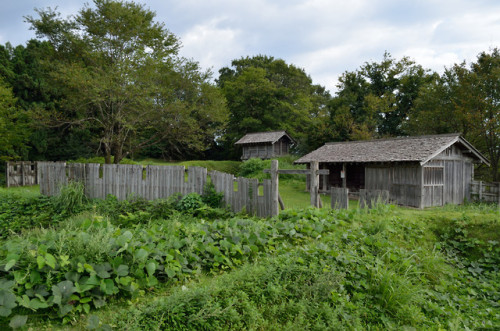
0;159;497;329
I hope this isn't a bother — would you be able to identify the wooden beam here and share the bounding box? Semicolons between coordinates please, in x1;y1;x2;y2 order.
271;160;279;216
263;169;329;175
278;193;285;210
310;161;320;207
342;163;346;188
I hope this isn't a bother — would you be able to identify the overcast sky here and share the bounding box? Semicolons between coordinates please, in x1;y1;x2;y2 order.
1;0;499;92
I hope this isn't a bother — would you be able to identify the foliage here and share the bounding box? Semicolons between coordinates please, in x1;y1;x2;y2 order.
237;156;305;180
0;190;498;329
0;77;30;162
52;181;88;216
324;52;433;143
102;206;499;330
0;191;62;239
407;48;500;181
201;183;224;209
26;0;228;164
217;55;331;157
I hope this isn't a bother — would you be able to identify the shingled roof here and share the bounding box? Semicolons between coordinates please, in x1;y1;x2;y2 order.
235;131;295;145
295;134;489;165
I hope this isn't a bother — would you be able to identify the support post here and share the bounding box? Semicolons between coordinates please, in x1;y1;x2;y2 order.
271;160;279;216
310;161;320;207
479;181;482;201
342;163;346;188
6;162;9;188
21;162;26;186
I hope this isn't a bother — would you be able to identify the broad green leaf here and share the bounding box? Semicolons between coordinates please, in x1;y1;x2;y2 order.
134;248;149;261
36;256;45;269
145;261;156;277
115;265;129;277
9;315;27;329
56;281;75;300
45;253;56;269
94;264;111;279
4;259;16;271
28;298;49;310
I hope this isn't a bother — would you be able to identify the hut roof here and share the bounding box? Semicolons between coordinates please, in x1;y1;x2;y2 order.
295;134;489;166
235;131;295;145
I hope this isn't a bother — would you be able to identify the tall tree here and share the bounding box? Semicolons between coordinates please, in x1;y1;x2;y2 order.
0;77;30;161
218;55;330;157
328;53;433;141
408;49;500;181
26;0;227;163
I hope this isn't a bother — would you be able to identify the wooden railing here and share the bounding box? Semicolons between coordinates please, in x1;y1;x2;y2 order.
470;180;500;204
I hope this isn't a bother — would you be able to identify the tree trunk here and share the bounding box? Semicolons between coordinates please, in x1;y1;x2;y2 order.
104;143;112;164
113;144;123;164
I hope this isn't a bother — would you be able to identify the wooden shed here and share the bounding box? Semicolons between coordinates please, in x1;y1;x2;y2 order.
235;131;295;160
295;134;489;208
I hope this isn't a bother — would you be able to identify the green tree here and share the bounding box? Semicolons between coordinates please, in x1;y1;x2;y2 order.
328;53;432;141
0;78;30;161
27;0;227;163
408;49;500;181
217;55;330;157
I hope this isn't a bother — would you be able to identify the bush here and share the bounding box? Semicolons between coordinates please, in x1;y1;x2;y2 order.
202;183;224;209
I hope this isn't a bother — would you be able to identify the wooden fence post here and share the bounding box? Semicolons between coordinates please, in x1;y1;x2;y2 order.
5;162;9;188
271;160;279;216
479;181;482;201
310;161;320;207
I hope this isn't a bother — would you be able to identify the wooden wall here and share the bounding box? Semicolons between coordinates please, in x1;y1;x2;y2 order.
365;163;422;208
424;145;474;207
38;162;273;217
240;137;292;160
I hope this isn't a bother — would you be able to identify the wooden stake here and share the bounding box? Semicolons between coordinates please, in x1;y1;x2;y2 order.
310;161;319;207
271;160;279;216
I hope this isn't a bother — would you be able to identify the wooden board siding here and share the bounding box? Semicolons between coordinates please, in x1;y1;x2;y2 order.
365;163;422;208
38;162;273;217
242;144;275;160
240;136;293;160
428;145;475;206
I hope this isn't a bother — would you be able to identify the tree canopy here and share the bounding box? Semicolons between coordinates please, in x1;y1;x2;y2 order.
217;55;330;157
325;53;433;142
25;0;227;163
408;48;500;181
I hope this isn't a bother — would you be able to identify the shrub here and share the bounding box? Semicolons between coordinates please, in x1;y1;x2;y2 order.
202;183;224;209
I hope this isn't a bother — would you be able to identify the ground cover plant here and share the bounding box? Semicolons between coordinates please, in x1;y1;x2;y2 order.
0;181;498;330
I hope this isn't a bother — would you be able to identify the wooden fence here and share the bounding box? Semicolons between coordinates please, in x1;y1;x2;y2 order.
470;180;500;204
331;187;349;209
5;161;38;187
38;162;274;217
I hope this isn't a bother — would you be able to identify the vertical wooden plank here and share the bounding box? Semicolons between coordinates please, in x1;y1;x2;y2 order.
271;160;279;216
342;162;346;188
248;178;259;215
310;161;319;207
331;187;348;209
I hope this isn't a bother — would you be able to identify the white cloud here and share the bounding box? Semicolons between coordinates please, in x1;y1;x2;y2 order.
180;18;244;73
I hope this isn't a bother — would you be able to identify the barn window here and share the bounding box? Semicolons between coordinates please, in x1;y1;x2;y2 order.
424;167;444;185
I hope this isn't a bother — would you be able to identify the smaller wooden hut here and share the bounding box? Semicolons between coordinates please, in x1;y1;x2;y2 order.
295;134;489;208
235;131;295;160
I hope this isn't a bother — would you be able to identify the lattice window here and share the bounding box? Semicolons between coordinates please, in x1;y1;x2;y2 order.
424;167;444;185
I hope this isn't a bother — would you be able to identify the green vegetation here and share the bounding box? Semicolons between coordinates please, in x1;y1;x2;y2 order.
0;182;498;329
